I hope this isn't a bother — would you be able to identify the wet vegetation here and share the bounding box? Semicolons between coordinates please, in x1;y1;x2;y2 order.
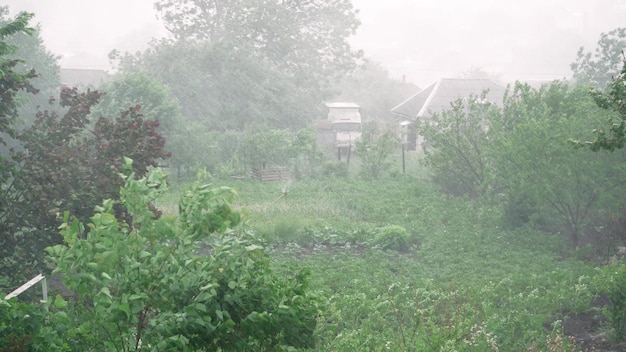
2;1;626;351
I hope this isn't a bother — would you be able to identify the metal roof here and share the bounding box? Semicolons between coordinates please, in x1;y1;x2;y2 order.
391;78;505;120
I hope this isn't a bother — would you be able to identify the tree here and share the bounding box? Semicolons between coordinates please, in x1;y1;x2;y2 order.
571;27;626;89
154;0;361;83
0;10;37;146
94;71;195;172
114;40;324;130
459;66;503;85
0;6;60;130
1;87;171;293
45;161;318;351
490;81;626;246
356;122;400;179
237;127;294;171
0;10;39;294
574;54;626;151
418;91;499;197
113;0;362;132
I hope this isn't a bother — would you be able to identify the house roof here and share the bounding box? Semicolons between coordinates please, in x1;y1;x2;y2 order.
325;102;360;109
391;78;505;120
60;68;109;88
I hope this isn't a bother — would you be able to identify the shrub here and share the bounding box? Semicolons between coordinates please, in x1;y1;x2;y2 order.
594;260;626;342
373;225;410;252
44;159;318;351
322;161;349;178
1;88;170;293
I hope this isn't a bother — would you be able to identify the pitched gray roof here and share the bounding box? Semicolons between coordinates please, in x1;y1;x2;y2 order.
391;78;505;120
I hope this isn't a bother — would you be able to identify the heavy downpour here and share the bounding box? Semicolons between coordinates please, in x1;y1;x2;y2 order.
1;0;626;351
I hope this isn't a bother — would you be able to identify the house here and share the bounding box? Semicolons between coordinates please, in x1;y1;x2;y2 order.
391;78;505;151
60;68;109;89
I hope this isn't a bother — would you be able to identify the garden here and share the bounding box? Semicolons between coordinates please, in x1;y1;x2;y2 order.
2;6;626;352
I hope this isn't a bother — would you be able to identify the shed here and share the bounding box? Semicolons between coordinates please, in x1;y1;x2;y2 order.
325;102;362;148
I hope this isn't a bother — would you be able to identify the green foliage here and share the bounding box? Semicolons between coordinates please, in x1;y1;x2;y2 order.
593;260;626;341
0;11;46;299
238;127;293;171
116;0;361;131
490;81;626;246
571;28;626;89
116;38;323;131
419;91;499;198
355;123;400;179
0;10;37;144
93;71;190;169
45;160;318;351
1;87;170;298
236;127;320;177
163;169;602;351
0;6;60;130
154;0;360;83
178;180;242;236
321;161;349;178
0;297;70;351
372;225;410;252
583;55;626;152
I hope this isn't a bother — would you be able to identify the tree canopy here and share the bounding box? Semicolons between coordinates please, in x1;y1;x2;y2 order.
110;0;362;130
154;0;361;82
0;10;37;144
571;27;626;89
0;6;60;126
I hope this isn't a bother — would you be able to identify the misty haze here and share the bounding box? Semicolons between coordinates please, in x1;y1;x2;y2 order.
1;1;626;351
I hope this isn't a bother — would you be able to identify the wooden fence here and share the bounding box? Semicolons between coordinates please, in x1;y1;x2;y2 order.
252;167;291;182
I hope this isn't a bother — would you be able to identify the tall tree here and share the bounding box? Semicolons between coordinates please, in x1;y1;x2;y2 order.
0;10;40;294
154;0;361;83
0;10;37;145
115;38;326;130
0;6;60;126
136;0;362;130
571;27;626;89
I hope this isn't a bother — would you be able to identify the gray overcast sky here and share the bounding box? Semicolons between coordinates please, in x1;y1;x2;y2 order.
4;0;626;87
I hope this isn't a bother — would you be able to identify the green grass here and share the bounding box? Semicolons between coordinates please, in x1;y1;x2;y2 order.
159;172;599;351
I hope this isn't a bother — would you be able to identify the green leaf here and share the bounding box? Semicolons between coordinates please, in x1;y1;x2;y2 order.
99;286;112;299
118;303;131;320
54;295;68;309
128;294;144;301
139;250;152;259
245;244;263;252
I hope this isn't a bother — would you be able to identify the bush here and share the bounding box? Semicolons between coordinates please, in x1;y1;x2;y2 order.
594;260;626;342
44;159;319;351
373;225;410;252
322;161;349;178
